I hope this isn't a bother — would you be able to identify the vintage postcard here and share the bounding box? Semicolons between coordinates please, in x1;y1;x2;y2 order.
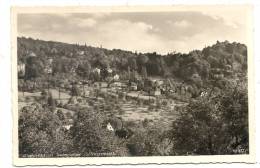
12;5;255;166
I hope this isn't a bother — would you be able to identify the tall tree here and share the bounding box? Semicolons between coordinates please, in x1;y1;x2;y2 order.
25;56;43;80
141;66;147;79
76;61;92;79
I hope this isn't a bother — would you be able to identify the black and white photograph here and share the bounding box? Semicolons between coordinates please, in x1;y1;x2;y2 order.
11;5;255;165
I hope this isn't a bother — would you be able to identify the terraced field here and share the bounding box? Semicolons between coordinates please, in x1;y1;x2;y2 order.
19;87;187;128
18;89;71;110
114;101;182;128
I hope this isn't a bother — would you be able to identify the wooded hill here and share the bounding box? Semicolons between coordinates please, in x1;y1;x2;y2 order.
17;37;247;89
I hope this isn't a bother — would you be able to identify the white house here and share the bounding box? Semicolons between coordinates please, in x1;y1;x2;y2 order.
130;82;138;91
107;122;114;132
156;80;164;86
47;58;53;65
200;91;208;97
44;65;52;74
63;124;73;130
111;82;122;88
62;119;74;130
93;68;101;75
77;50;85;55
107;68;113;74
93;82;108;88
18;63;25;74
28;51;36;57
151;88;161;96
113;74;119;81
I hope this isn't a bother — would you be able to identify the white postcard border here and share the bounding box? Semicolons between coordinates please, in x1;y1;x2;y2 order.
11;5;256;166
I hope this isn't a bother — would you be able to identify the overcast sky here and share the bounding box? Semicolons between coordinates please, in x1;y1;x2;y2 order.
17;7;249;54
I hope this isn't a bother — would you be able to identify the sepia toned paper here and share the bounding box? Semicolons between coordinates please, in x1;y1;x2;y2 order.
12;5;255;166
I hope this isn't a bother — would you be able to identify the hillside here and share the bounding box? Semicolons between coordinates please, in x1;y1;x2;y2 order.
17;37;249;156
17;37;247;91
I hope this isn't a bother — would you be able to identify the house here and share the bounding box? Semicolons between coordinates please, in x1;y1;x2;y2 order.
63;119;74;130
111;82;122;88
224;70;233;76
70;67;76;73
44;58;53;74
77;50;85;55
211;68;222;74
130;82;138;91
94;82;108;88
155;80;164;86
47;58;53;65
213;74;224;79
191;73;200;80
63;124;73;130
150;88;161;96
44;65;52;74
107;122;114;132
113;74;120;81
107;68;113;74
93;68;101;75
18;63;26;78
18;63;25;74
28;51;36;57
200;91;208;97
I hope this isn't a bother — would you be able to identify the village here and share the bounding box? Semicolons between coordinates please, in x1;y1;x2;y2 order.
17;38;247;140
17;50;196;133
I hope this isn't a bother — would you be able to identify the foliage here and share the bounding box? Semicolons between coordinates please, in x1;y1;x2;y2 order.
56;109;65;121
25;56;44;80
170;83;248;155
70;108;122;156
19;103;73;157
126;125;172;156
18;37;247;90
76;61;91;79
